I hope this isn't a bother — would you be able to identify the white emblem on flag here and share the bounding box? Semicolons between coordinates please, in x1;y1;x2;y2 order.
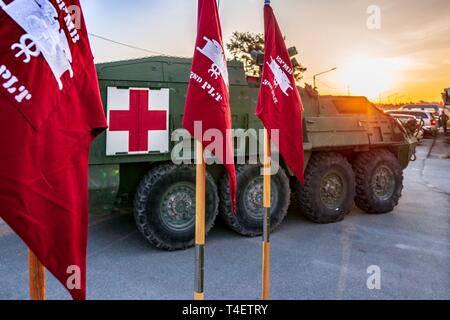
2;0;74;90
267;56;293;96
197;37;229;87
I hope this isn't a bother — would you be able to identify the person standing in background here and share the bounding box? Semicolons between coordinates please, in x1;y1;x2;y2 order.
440;110;449;134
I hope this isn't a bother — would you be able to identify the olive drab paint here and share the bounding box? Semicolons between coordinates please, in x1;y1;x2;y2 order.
88;56;417;249
91;56;417;169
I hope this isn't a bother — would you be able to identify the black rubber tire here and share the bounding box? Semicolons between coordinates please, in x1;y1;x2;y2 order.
354;149;403;214
298;153;355;223
219;164;290;237
134;164;219;251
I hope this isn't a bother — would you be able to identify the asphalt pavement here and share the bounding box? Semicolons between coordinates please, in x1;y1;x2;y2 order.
1;135;449;300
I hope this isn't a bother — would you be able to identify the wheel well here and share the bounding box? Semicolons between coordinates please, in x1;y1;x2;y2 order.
277;147;406;194
116;161;232;207
117;161;172;207
115;148;402;207
302;148;400;172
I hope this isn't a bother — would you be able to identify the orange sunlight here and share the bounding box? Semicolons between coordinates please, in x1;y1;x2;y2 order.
338;55;410;101
316;54;447;104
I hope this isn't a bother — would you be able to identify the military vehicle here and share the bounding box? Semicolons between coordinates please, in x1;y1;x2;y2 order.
89;56;417;251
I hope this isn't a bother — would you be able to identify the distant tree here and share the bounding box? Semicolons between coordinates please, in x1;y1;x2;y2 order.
293;61;308;82
226;31;307;81
227;32;264;76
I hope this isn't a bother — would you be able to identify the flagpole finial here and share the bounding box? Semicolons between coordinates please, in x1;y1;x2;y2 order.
264;0;271;5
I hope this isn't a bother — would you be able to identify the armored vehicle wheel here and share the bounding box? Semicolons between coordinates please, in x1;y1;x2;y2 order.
354;150;403;214
298;153;355;223
134;164;219;250
219;164;290;237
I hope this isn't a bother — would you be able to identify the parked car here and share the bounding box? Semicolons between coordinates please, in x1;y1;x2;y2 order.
400;104;442;124
387;110;438;136
400;104;440;115
388;113;424;141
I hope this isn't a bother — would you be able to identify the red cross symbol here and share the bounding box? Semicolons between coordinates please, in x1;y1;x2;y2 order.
109;90;167;152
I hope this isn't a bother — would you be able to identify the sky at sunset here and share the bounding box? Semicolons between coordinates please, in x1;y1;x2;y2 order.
81;0;450;103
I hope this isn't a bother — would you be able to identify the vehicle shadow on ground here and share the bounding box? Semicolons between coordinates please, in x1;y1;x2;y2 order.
85;197;316;257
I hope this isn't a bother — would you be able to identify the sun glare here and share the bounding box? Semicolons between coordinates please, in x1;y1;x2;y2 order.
338;56;410;100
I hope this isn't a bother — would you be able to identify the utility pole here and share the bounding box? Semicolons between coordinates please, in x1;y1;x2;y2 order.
388;92;399;105
313;67;337;91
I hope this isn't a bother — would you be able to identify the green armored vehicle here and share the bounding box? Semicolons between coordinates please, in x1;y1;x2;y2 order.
89;56;417;250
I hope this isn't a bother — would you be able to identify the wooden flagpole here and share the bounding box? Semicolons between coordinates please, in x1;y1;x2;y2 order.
194;140;206;300
261;0;272;301
28;250;46;300
262;129;271;300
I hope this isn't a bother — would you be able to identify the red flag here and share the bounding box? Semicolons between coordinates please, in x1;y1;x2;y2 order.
256;3;305;183
0;0;107;300
183;0;237;209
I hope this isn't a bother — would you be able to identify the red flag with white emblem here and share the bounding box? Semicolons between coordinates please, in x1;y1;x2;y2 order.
0;0;107;300
256;3;305;183
183;0;237;209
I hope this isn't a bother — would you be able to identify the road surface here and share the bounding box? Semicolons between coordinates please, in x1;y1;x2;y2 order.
1;135;449;300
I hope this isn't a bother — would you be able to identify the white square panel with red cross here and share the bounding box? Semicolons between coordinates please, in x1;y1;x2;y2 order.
106;87;170;156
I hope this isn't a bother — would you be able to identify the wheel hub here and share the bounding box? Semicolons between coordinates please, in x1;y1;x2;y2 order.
160;182;195;232
320;171;345;209
372;165;395;200
243;177;277;220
